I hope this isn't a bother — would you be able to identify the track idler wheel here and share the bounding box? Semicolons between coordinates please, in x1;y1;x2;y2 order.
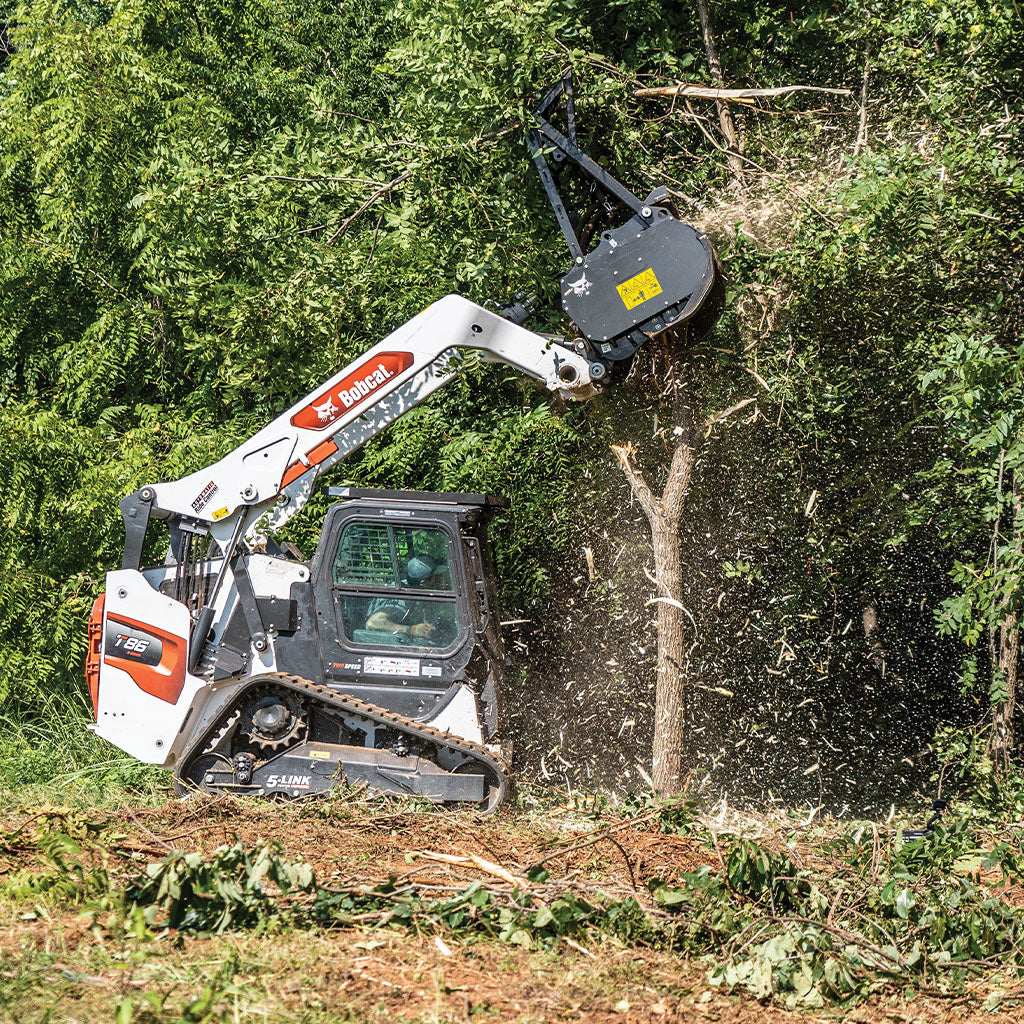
452;757;506;815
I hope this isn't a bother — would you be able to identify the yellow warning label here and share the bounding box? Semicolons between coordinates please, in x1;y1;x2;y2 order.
211;507;230;521
309;750;330;760
616;268;663;310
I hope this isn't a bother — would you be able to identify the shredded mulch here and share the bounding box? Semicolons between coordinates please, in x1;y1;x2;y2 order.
93;795;714;898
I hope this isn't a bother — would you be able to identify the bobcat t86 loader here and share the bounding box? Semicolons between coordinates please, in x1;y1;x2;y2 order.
85;76;721;812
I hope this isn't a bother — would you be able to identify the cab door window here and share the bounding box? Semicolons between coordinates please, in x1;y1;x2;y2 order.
331;522;460;649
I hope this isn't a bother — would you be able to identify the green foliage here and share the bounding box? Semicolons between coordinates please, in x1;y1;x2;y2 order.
654;823;1024;1006
130;842;315;934
1;0;1023;805
1;815;113;902
931;725;1024;819
117;834;658;948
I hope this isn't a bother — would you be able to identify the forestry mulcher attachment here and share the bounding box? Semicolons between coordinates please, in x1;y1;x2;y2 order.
85;75;721;812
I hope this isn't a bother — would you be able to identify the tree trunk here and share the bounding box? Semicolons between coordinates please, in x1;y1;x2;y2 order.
612;354;750;796
992;613;1019;769
650;506;687;792
694;0;744;185
990;472;1021;768
613;436;696;797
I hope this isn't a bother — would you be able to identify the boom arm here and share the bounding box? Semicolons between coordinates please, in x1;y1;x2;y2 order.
119;293;596;576
111;295;597;681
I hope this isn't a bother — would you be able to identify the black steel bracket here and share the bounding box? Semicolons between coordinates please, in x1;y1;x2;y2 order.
527;71;651;261
187;514;251;673
119;488;154;570
230;551;269;653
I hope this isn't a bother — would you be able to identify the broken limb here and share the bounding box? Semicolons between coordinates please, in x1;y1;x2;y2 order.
634;83;853;101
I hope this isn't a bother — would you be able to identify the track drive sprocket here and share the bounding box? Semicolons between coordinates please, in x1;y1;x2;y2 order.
240;687;308;751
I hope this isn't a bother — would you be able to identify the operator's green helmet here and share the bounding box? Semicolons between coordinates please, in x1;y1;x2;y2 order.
406;556;437;582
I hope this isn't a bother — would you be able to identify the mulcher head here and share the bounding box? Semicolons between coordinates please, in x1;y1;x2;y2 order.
528;72;723;369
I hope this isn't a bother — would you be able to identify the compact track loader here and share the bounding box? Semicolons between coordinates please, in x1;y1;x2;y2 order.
85;75;721;812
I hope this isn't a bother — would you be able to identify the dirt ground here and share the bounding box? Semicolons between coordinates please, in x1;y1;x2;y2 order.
1;796;1021;1023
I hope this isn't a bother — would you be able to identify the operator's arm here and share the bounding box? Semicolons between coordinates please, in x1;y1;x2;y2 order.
366;610;434;638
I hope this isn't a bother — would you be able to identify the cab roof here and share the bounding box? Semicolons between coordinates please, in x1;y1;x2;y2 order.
325;486;509;509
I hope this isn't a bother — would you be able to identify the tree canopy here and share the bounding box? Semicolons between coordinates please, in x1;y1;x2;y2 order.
1;0;1021;809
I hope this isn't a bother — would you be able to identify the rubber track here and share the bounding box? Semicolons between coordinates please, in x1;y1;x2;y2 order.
174;672;508;813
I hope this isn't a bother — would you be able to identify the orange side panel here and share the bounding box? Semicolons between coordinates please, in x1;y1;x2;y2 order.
308;438;339;465
105;614;187;705
85;594;105;719
280;460;309;488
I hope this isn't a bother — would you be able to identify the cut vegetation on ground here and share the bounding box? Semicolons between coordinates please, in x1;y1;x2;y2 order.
3;793;1024;1021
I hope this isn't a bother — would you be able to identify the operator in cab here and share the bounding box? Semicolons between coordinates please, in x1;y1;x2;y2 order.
365;555;452;641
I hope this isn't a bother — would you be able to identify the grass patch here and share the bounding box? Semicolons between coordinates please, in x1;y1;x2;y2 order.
0;690;169;809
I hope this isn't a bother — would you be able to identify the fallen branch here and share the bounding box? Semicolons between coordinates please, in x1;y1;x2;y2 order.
415;850;526;888
705;397;756;434
635;83;853;102
532;808;662;867
563;935;596;959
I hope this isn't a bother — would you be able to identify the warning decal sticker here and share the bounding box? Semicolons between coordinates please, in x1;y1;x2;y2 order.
364;655;420;677
616;268;663;310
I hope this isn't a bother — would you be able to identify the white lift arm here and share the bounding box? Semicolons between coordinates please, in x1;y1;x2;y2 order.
139;295;594;538
126;296;590;545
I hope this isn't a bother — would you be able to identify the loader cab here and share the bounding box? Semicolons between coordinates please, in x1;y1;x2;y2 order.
296;488;507;735
329;517;464;652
